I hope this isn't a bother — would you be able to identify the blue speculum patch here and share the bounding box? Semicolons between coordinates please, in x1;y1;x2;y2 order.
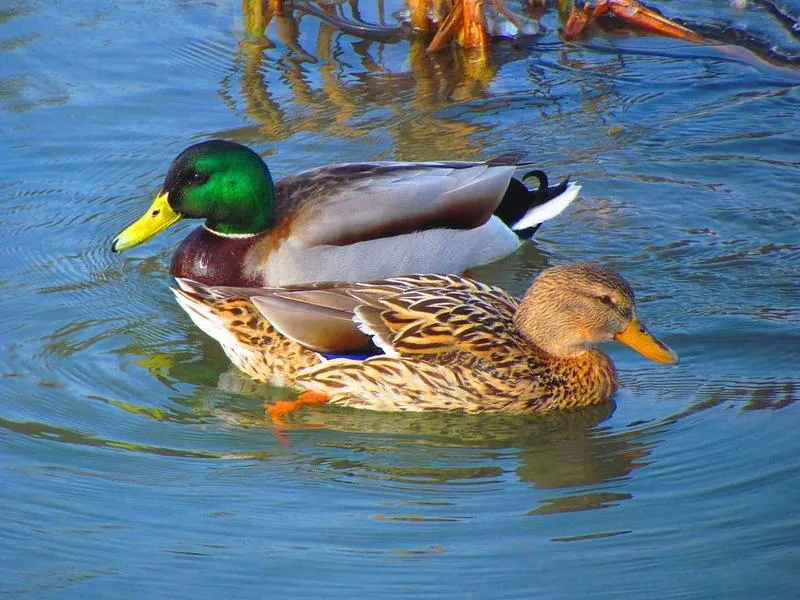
320;347;384;361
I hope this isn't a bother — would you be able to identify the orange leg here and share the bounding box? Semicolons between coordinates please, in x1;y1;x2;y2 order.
267;390;330;424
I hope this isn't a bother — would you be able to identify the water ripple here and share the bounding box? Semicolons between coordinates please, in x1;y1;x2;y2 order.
2;1;800;598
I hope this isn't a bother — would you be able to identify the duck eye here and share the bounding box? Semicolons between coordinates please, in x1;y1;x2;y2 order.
188;171;208;185
599;295;615;307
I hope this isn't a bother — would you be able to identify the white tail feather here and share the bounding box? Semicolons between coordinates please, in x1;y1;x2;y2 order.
511;182;581;232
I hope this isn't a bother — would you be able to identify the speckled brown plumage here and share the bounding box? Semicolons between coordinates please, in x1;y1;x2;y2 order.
172;264;677;414
293;273;617;413
173;280;321;386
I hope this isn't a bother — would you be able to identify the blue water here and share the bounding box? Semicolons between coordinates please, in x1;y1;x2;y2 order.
1;1;799;597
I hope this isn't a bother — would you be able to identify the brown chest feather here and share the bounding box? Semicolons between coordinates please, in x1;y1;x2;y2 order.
170;227;266;286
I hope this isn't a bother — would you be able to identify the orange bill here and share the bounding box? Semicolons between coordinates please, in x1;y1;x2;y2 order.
614;314;678;364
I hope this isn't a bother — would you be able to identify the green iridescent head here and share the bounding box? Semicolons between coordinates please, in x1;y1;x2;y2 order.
112;140;275;252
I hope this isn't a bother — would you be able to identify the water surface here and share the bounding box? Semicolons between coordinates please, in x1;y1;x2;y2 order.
1;1;799;598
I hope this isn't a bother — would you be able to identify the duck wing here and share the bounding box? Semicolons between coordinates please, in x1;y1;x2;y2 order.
248;274;528;365
273;162;518;246
348;275;527;365
174;278;375;354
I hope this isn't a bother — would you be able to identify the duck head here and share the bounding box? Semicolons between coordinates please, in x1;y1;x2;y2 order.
514;263;678;364
112;140;274;252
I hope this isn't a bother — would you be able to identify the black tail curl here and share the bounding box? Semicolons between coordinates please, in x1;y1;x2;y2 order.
494;170;571;240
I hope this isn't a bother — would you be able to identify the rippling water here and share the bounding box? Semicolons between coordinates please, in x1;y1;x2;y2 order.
1;1;799;597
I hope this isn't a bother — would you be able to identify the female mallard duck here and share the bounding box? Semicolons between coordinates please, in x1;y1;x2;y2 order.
111;140;579;286
171;263;678;416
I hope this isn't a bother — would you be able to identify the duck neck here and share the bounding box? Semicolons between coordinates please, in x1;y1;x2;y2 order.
534;349;618;410
512;295;618;409
204;186;273;236
513;296;588;360
199;156;275;235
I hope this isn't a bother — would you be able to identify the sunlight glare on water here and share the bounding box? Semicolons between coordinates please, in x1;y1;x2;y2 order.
1;0;799;597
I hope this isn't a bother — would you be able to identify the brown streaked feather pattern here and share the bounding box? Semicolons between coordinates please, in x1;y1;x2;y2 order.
252;274;512;355
285;274;615;412
173;270;624;413
296;359;530;413
290;275;617;413
296;349;615;414
353;285;521;363
172;281;321;385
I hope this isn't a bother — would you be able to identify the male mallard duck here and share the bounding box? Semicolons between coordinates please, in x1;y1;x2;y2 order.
171;263;678;416
111;140;579;286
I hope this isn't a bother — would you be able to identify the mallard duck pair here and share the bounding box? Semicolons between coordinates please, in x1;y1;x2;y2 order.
113;140;677;415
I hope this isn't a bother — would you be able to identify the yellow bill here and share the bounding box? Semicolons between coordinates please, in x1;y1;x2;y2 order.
614;314;678;365
111;192;182;252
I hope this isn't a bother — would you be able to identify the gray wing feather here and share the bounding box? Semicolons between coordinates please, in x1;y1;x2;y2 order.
274;162;517;247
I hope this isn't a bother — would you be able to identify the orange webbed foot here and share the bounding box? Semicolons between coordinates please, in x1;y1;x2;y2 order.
267;390;330;425
267;391;330;445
